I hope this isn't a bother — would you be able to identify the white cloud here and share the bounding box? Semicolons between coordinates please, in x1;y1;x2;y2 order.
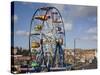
15;30;29;36
92;35;97;40
80;35;97;41
14;15;18;22
64;22;72;31
61;6;97;21
81;26;97;41
87;27;97;34
22;2;31;5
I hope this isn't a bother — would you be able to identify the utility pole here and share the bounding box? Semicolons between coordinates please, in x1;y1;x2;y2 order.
74;39;76;66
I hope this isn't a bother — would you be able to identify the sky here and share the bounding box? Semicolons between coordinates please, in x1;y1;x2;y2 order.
12;1;97;49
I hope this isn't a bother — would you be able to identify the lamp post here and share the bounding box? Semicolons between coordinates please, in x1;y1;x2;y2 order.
74;39;76;66
74;38;80;66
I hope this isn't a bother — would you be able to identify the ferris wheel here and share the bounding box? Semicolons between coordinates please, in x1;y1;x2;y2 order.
29;7;66;70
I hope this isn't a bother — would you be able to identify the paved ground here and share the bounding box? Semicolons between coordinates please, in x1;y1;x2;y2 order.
73;62;97;70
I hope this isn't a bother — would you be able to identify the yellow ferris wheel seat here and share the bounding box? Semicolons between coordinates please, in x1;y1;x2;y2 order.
34;25;43;31
32;42;40;48
35;15;50;21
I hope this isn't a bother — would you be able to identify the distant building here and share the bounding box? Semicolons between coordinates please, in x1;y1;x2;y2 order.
64;48;97;64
